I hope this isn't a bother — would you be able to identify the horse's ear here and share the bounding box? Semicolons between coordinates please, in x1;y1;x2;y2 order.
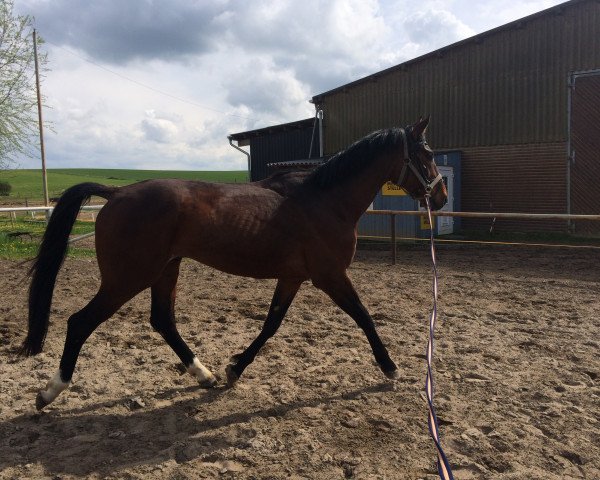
411;116;430;138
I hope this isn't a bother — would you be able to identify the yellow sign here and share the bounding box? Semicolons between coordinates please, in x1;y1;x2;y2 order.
382;182;407;196
420;214;436;230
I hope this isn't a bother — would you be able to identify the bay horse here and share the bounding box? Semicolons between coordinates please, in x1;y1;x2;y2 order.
21;117;447;410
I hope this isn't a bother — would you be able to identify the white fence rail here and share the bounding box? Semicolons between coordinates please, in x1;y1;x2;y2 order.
363;210;600;263
365;210;600;221
2;205;598;220
1;205;104;244
2;206;600;251
0;205;104;213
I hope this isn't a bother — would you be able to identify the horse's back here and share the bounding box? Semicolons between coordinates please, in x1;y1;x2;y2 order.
94;178;312;280
174;180;313;278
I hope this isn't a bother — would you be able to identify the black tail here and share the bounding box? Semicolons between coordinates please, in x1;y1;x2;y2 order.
20;182;116;356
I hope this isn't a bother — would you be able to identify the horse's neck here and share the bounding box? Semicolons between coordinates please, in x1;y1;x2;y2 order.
326;153;396;223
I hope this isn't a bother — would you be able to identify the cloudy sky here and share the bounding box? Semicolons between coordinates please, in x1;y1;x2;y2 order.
14;0;564;171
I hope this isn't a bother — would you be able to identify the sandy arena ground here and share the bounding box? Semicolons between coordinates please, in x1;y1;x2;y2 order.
0;245;599;479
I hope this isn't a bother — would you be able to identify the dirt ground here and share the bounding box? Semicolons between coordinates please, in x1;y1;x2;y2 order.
1;245;599;480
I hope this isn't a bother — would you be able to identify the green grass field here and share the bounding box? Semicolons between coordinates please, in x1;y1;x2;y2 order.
0;216;96;259
0;168;248;202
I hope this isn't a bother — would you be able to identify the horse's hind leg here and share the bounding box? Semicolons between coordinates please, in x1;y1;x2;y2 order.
36;286;137;410
226;278;301;386
315;273;399;379
150;258;217;388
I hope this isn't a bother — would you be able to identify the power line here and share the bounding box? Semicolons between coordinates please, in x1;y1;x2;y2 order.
44;39;256;121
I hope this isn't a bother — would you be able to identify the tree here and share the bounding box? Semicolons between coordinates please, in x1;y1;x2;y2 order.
0;0;48;169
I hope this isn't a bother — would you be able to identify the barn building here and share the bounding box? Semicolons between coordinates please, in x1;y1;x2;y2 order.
229;0;600;235
228;118;322;182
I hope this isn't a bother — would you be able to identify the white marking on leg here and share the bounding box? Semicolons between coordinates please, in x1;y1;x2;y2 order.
39;370;70;405
187;357;216;386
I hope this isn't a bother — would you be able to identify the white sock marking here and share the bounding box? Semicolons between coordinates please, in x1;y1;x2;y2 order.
39;370;70;405
187;357;215;383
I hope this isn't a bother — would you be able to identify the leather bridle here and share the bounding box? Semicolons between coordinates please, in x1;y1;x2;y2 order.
395;128;443;196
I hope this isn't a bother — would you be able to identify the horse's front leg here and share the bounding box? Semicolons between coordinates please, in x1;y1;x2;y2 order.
226;278;302;386
315;272;399;379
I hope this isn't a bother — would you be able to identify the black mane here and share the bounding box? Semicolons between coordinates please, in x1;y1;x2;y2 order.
306;128;404;189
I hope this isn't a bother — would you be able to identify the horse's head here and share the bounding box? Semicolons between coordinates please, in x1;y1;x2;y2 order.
392;117;448;211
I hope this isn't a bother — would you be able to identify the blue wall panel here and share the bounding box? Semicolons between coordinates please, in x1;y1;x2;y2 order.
358;151;461;239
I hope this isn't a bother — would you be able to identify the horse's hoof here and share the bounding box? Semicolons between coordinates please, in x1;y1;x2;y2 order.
199;375;218;389
35;392;50;411
383;369;401;380
225;364;239;388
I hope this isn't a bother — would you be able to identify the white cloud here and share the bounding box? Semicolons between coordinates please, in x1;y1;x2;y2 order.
402;9;475;49
224;57;312;122
140;111;179;144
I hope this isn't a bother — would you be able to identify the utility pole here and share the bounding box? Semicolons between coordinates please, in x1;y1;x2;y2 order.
33;29;49;207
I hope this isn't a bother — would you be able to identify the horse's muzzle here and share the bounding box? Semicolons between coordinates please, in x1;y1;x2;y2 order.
420;195;447;211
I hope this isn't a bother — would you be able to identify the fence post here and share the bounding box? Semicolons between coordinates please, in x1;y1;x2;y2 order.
390;213;396;265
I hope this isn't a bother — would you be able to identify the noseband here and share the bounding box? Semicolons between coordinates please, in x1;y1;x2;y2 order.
395;128;443;196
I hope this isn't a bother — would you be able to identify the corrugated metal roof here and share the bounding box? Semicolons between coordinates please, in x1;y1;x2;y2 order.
229;118;315;142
